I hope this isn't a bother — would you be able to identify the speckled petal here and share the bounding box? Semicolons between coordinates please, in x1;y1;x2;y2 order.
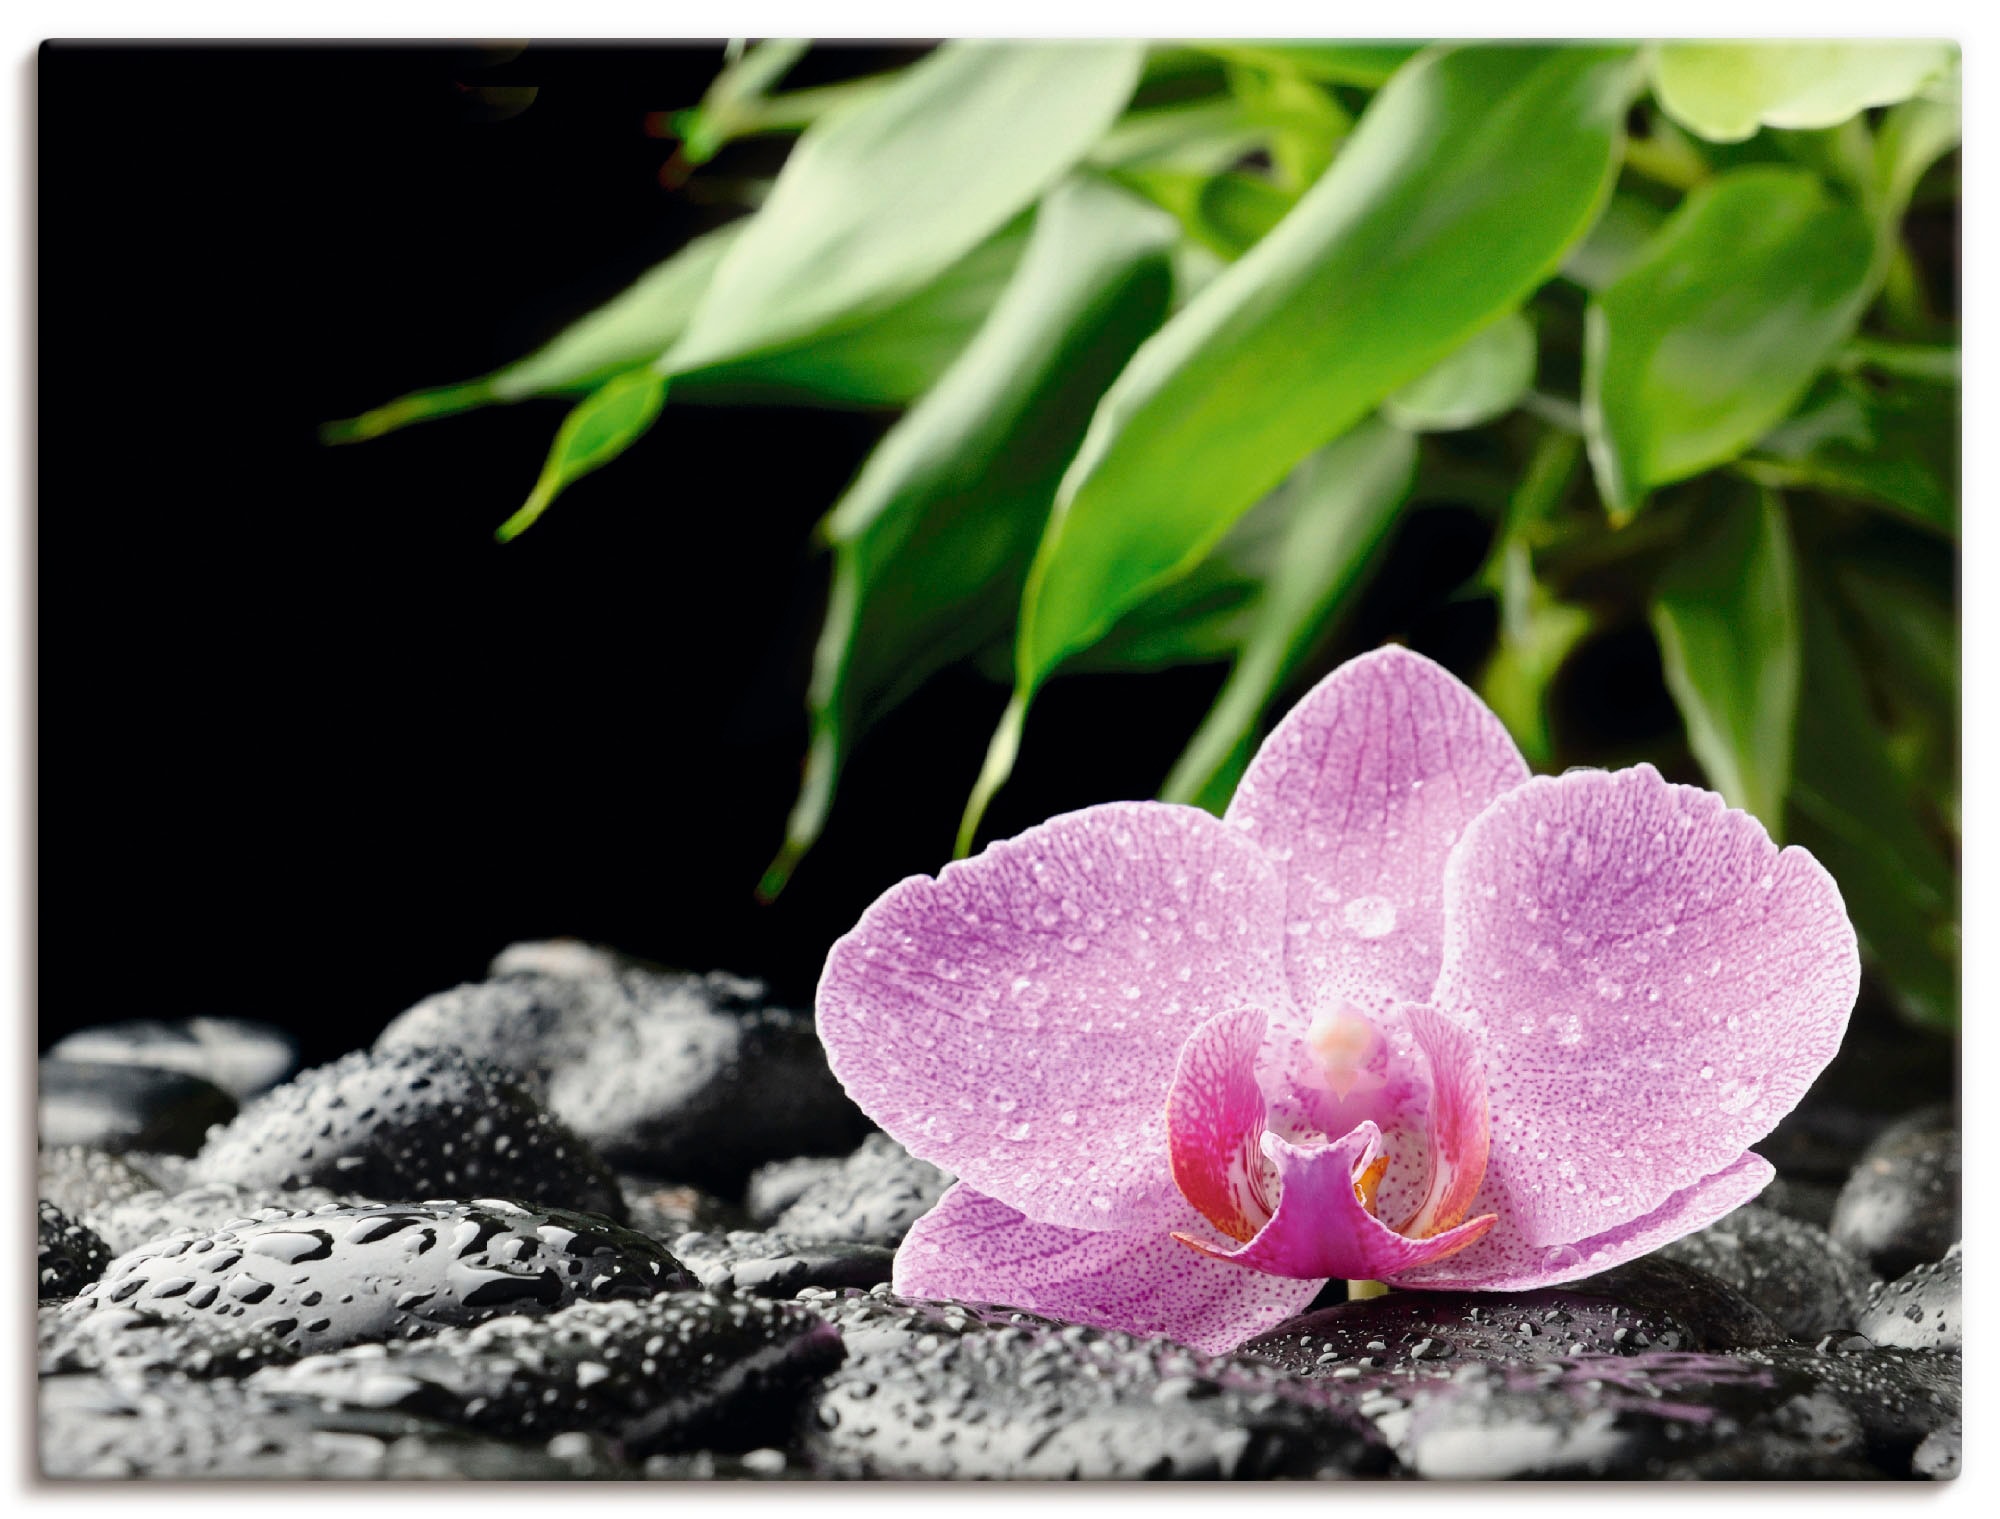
895;1183;1320;1355
817;801;1292;1233
1226;646;1529;1022
1397;1005;1490;1239
1391;1151;1775;1290
1166;1008;1276;1242
1178;1124;1495;1282
1435;765;1858;1248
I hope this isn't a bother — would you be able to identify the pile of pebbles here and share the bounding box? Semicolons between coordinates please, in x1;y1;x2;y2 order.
37;941;1959;1480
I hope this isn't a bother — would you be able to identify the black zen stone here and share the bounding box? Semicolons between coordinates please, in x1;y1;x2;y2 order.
40;1301;300;1382
190;1045;626;1220
669;1230;897;1297
763;1132;954;1247
376;968;868;1191
1830;1105;1960;1278
792;1289;1391;1480
38;1202;112;1301
62;1199;693;1356
39;1058;237;1156
50;1016;299;1101
39;1146;162;1221
1857;1244;1961;1352
86;1182;376;1258
1658;1203;1880;1340
252;1290;845;1456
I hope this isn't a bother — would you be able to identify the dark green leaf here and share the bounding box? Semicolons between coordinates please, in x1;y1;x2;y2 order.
1158;417;1417;812
960;45;1637;845
495;369;669;542
1651;42;1957;144
759;178;1175;895
1557;191;1667;292
666;42;1144;374
1744;371;1958;535
1382;310;1536;432
1583;166;1875;518
1650;481;1800;832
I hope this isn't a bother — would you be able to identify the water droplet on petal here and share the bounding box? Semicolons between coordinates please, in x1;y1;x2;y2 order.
1342;896;1397;939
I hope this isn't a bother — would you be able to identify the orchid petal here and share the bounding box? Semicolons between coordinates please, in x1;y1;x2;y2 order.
896;1182;1321;1355
1435;764;1858;1247
817;800;1291;1232
1227;646;1529;1021
1165;1008;1277;1242
1397;1004;1491;1239
1179;1122;1495;1282
1391;1151;1775;1290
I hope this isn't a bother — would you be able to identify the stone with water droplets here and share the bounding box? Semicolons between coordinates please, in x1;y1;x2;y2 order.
1856;1243;1959;1352
618;1176;745;1242
1830;1105;1959;1278
63;1200;692;1356
793;1290;1389;1479
86;1181;378;1258
1912;1425;1961;1480
761;1132;954;1247
251;1289;844;1455
669;1229;895;1297
38;1372;624;1479
49;1016;298;1101
39;1202;112;1301
191;1045;626;1221
38;1058;237;1156
1658;1203;1879;1341
38;1146;162;1222
744;1154;847;1224
378;966;867;1191
40;1300;299;1382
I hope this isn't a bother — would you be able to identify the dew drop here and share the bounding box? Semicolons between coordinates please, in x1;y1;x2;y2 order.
1342;895;1398;940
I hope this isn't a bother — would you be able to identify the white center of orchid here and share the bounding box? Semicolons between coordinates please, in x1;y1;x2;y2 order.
1305;1004;1382;1102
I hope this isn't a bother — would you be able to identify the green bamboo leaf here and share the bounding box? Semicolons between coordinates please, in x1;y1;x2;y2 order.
1583;166;1875;519
1159;417;1417;812
1110;168;1294;260
495;368;668;542
666;41;1144;375
1788;572;1957;1030
1382;310;1537;432
758;178;1176;896
959;44;1638;848
1088;98;1267;175
1875;90;1961;224
1652;41;1957;144
1650;481;1799;832
1201;42;1423;89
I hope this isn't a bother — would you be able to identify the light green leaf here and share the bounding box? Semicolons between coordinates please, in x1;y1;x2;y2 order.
672;38;811;164
1652;41;1957;144
1558;191;1667;292
959;45;1637;846
1583;166;1875;518
759;178;1175;895
1788;574;1957;1030
666;41;1144;374
1110;167;1294;260
1159;417;1417;812
1201;42;1423;89
1650;482;1799;832
1875;91;1961;224
1383;310;1537;432
495;368;669;542
1088;98;1266;175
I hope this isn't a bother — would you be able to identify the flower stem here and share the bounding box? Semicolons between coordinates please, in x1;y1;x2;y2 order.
1346;1278;1389;1301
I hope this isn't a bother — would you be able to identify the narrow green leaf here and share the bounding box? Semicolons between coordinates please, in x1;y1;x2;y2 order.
1875;91;1961;224
1110;167;1294;260
758;178;1176;895
1088;98;1266;175
672;38;811;164
1201;42;1423;89
1650;482;1800;832
495;369;669;542
1583;166;1875;518
1788;573;1957;1030
957;45;1637;847
1382;310;1537;433
1159;417;1417;812
1652;41;1957;144
667;42;1144;374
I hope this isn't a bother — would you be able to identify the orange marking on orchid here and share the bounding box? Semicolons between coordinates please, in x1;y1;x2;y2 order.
1352;1154;1389;1213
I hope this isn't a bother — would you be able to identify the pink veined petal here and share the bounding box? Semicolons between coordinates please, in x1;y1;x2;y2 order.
1397;1005;1491;1240
1434;764;1858;1247
816;800;1292;1233
1226;646;1529;1024
1165;1008;1277;1242
895;1183;1321;1356
1391;1151;1775;1290
1177;1123;1495;1282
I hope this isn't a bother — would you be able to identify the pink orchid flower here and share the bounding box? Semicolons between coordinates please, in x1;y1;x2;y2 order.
816;647;1858;1354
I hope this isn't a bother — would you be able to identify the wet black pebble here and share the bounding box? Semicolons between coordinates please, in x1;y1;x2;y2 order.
191;1045;626;1221
670;1229;896;1297
49;1016;298;1101
38;1202;112;1301
760;1132;954;1247
792;1288;1390;1480
744;1155;847;1224
377;966;867;1191
619;1177;746;1242
1912;1426;1961;1480
38;1373;624;1479
1751;1341;1959;1473
252;1289;844;1456
1241;1255;1782;1379
1658;1203;1879;1341
1857;1243;1960;1352
64;1199;692;1356
40;1301;300;1382
39;1058;237;1156
1830;1105;1960;1278
38;1146;162;1221
87;1182;377;1258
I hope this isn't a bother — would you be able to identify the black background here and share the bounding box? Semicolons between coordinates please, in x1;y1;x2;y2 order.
38;43;1682;1068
